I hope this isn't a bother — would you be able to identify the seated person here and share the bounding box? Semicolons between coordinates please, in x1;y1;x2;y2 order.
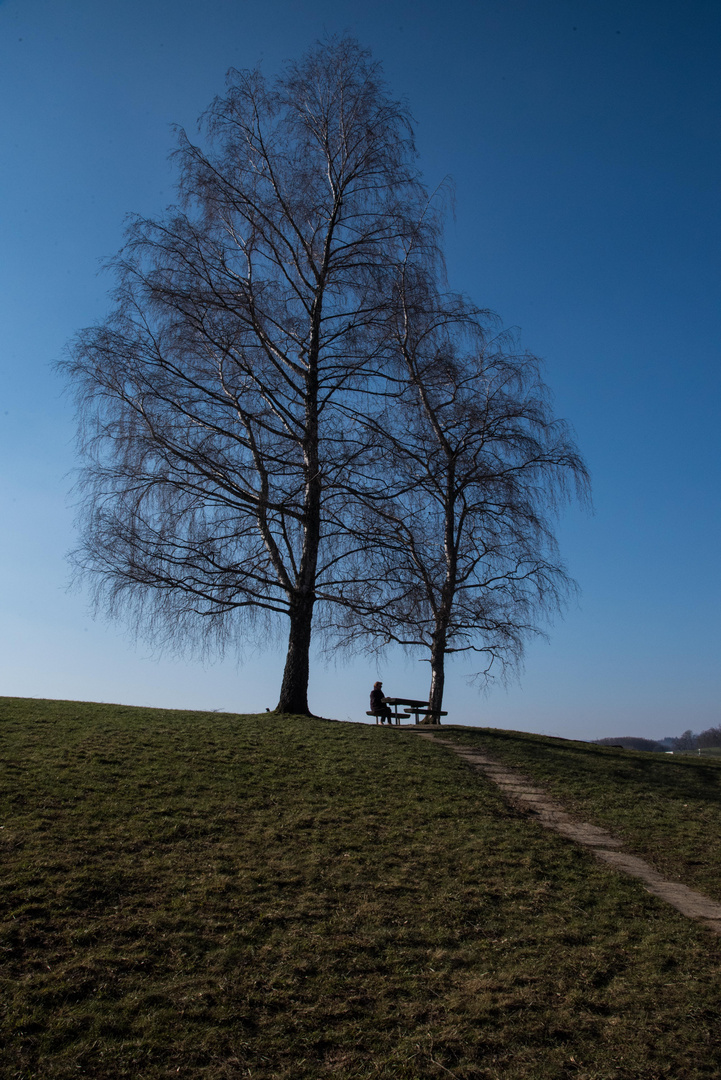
370;681;393;724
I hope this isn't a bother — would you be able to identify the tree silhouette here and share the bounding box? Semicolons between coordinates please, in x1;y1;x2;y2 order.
63;38;428;714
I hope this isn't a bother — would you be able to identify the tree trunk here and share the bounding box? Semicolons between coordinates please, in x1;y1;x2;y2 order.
421;456;455;725
274;271;323;716
421;626;447;724
275;592;316;714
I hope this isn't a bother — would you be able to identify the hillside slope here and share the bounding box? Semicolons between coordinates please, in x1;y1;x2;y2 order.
1;698;720;1078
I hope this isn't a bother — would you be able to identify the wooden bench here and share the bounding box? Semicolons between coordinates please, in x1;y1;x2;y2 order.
368;698;449;725
366;710;410;725
405;706;448;724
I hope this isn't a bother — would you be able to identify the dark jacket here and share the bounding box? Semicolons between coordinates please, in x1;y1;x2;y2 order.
370;688;386;712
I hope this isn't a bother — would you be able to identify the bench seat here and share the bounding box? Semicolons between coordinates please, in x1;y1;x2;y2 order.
366;711;410;724
403;708;448;723
366;710;449;724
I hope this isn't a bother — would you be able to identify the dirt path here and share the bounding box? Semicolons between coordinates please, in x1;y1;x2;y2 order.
414;731;721;935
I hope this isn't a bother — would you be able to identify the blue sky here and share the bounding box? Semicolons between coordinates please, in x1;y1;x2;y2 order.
1;0;719;740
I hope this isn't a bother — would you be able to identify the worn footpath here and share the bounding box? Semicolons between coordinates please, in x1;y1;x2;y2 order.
414;731;721;935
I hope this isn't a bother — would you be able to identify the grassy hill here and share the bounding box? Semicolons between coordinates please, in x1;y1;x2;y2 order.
1;697;721;1079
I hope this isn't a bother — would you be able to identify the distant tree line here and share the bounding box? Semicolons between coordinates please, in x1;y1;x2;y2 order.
595;725;721;753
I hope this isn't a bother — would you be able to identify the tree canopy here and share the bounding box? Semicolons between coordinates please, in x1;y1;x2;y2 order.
326;263;589;718
63;36;588;718
64;38;430;713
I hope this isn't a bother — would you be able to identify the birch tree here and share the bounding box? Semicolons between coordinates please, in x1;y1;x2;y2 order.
330;276;590;721
63;38;426;714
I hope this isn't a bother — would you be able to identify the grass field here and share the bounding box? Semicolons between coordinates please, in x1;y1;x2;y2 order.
2;697;721;1079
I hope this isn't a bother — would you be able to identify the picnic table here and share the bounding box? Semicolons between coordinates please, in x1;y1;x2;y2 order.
367;697;448;725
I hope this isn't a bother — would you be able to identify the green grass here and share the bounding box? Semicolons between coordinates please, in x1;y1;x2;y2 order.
443;726;721;905
1;698;720;1079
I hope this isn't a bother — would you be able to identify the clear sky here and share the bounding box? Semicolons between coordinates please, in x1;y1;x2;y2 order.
1;0;719;741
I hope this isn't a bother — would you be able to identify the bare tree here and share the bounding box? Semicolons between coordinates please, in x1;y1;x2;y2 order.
697;726;721;749
61;38;427;714
329;272;590;721
672;729;698;752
